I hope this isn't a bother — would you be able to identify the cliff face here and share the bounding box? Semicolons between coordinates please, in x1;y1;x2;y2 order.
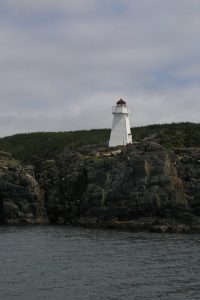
0;151;48;224
175;148;200;218
0;144;200;232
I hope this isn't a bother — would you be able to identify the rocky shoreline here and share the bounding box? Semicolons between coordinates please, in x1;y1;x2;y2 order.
0;142;200;233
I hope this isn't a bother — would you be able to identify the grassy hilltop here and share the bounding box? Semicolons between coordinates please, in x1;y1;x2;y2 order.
0;122;199;161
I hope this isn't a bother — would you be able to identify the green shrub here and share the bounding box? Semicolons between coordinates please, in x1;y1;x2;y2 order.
0;122;199;161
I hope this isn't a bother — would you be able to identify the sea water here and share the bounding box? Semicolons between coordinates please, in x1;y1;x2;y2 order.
0;226;200;300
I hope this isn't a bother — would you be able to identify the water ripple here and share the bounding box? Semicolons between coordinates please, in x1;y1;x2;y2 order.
0;226;200;299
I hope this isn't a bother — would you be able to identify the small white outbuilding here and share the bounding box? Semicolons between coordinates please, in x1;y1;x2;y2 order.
109;98;132;147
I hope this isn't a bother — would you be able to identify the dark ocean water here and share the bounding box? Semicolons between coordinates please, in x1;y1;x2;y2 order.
0;226;200;300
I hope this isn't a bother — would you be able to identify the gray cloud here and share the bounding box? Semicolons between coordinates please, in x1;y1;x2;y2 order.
0;0;199;136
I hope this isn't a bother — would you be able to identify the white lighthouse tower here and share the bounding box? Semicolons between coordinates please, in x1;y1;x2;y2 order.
109;98;132;147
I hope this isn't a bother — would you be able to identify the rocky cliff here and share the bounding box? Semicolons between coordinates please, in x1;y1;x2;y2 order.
0;151;48;224
0;143;200;232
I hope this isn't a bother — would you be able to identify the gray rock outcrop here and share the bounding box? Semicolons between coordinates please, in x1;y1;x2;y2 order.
0;152;48;224
0;143;200;232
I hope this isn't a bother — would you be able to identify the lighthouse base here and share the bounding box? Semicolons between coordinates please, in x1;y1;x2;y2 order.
109;113;132;147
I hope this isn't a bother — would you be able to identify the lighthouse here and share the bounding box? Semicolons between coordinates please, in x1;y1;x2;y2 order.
109;98;132;147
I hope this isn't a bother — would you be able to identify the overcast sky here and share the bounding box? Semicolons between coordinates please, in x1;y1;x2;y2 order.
0;0;199;136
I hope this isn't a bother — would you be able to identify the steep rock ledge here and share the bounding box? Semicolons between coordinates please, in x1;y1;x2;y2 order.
34;143;200;232
0;143;200;232
0;151;48;224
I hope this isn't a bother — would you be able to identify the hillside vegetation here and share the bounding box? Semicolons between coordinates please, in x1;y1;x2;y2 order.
0;122;199;161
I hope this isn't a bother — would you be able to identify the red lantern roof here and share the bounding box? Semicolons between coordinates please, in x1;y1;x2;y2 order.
117;98;126;105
